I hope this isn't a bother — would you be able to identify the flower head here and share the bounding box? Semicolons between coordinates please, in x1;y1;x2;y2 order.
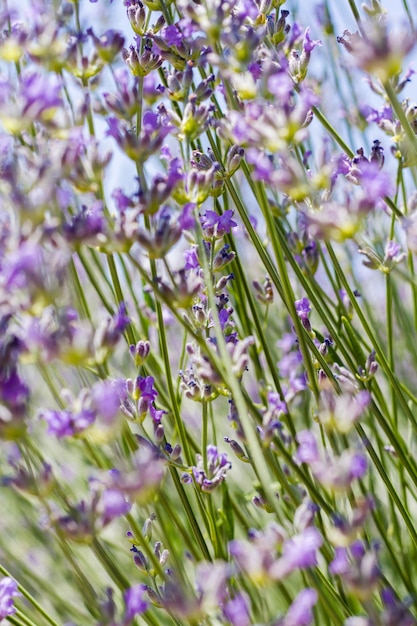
124;584;149;621
0;577;21;620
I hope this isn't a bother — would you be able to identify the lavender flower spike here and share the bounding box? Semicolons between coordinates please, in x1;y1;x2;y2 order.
0;577;21;620
124;584;149;623
277;588;318;626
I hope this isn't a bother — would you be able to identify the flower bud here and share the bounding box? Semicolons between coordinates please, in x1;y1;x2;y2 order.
129;340;150;367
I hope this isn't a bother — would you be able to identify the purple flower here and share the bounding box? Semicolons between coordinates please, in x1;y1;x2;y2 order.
303;28;321;54
124;584;149;621
107;448;165;502
137;376;158;403
329;542;380;598
201;209;237;239
195;561;229;609
0;366;29;408
106;116;123;141
63;202;106;245
219;307;231;330
348;453;368;480
142;110;159;131
41;409;74;438
329;547;349;575
20;71;62;120
295;297;311;317
267;72;294;101
99;489;131;526
87;28;124;62
380;588;416;626
269;527;323;579
4;240;43;290
282;588;318;626
331;153;351;185
289;21;304;47
383;240;405;268
295;430;319;464
223;592;251;626
112;188;134;211
283;528;323;569
357;161;393;210
95;304;130;352
361;105;393;124
192;445;232;493
318;388;371;434
0;577;21;620
162;24;183;47
91;380;122;424
41;405;96;438
112;303;130;334
246;148;274;180
267;391;287;415
179;203;196;231
183;246;200;270
278;351;303;378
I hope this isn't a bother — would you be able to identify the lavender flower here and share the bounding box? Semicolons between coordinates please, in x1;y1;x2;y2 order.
1;71;62;133
295;430;368;491
329;541;380;600
222;592;251;626
229;523;287;583
106;448;165;503
124;584;149;621
318;388;371;434
269;527;323;580
0;577;21;620
337;22;415;81
276;588;318;626
191;445;232;493
201;209;237;239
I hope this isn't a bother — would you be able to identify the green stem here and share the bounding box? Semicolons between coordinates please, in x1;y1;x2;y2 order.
169;468;212;561
384;80;417;160
91;538;130;591
202;401;208;473
326;242;417;433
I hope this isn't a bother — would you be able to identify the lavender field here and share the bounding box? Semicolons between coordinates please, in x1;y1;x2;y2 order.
1;0;417;624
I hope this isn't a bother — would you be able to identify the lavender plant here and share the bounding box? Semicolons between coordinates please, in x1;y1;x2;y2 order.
1;0;417;624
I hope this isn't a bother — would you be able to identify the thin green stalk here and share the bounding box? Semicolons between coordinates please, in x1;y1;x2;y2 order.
384;80;417;160
156;491;200;561
13;610;43;626
91;538;130;591
107;254;137;345
153;280;192;466
346;0;365;36
54;538;100;619
136;76;144;137
307;570;347;624
402;0;415;30
202;400;208;473
224;227;294;434
169;468;212;561
358;482;414;595
70;257;91;321
7;611;38;626
226;176;320;397
195;211;284;518
125;513;166;579
118;251;144;319
326;242;417;433
356;423;417;549
77;249;114;314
